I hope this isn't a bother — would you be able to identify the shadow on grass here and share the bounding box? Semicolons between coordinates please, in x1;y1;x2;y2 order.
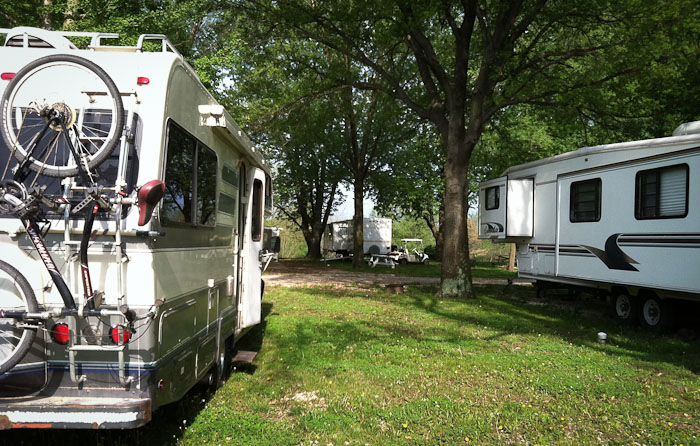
406;284;700;373
0;303;275;445
273;284;700;376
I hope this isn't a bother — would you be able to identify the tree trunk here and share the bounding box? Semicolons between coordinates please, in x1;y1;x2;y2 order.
63;0;79;28
351;178;364;268
424;209;444;262
433;226;444;262
439;129;475;299
42;0;53;29
304;227;323;260
507;243;516;271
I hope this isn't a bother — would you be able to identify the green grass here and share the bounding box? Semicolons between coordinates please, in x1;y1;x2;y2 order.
324;259;518;280
181;284;700;445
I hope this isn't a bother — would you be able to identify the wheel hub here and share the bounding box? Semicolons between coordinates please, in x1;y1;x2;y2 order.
47;102;77;131
643;300;661;325
615;295;631;318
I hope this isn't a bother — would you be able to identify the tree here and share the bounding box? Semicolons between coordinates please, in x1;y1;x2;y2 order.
0;1;42;28
234;0;699;298
269;99;345;259
337;85;403;267
373;122;446;260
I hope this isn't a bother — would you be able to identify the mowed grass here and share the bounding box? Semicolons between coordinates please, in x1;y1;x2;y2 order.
181;284;700;445
325;259;518;280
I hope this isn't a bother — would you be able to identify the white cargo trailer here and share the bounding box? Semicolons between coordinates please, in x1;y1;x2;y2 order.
478;121;700;331
0;27;274;428
323;217;392;257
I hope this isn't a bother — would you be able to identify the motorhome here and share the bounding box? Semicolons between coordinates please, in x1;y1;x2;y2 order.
323;217;392;257
478;121;700;331
0;27;274;428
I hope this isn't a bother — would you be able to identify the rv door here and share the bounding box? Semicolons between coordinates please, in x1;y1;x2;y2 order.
239;167;266;329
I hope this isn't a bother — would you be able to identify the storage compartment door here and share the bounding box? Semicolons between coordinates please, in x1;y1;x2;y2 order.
478;176;507;239
506;179;534;237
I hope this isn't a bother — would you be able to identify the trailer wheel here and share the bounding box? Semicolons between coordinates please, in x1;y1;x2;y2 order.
612;292;637;324
398;258;407;265
639;295;675;332
422;258;429;265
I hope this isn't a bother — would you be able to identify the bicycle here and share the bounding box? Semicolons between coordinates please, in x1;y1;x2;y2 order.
0;54;164;375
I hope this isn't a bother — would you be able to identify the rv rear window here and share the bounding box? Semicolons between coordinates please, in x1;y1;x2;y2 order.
485;186;500;210
570;178;601;222
635;164;688;219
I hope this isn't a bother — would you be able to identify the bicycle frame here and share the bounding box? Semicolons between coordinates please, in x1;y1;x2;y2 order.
2;108;127;321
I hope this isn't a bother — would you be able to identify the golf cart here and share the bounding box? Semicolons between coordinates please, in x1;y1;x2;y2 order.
391;238;429;264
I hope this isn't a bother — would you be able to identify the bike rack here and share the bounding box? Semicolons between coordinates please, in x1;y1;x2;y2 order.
57;90;140;387
68;342;134;386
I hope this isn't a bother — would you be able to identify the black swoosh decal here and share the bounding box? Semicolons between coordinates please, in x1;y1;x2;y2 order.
581;233;639;271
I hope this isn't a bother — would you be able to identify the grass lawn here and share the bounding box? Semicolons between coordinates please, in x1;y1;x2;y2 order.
325;259;518;280
181;284;700;445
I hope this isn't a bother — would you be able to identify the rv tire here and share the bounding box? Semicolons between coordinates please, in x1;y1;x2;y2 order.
612;292;637;324
0;260;39;374
639;295;675;333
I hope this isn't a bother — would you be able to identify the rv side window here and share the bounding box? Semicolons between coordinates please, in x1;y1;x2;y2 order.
252;179;263;241
570;178;601;222
197;145;217;226
162;121;218;227
635;164;688;219
265;174;273;210
485;186;500;210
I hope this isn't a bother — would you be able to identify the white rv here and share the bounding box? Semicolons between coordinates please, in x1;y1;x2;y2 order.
323;217;392;257
0;27;274;428
478;122;700;331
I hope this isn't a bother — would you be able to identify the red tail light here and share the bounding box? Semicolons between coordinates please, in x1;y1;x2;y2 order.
1;73;15;80
136;77;150;85
110;326;131;344
51;323;70;344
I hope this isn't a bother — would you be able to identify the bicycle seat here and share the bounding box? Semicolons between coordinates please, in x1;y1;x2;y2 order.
137;180;166;226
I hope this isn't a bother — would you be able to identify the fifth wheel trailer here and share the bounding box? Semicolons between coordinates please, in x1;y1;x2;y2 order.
478;121;700;331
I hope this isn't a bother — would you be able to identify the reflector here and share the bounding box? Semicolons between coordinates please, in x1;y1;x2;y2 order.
110;325;131;344
51;323;70;344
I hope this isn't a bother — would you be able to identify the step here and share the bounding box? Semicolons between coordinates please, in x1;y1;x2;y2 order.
232;350;257;363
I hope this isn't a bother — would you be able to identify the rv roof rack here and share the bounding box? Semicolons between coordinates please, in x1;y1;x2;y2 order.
0;27;183;59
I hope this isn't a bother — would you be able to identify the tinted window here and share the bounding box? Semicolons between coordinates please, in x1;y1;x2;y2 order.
485;186;500;210
162;121;217;227
570;178;601;222
162;124;195;224
0;111;140;220
197;146;217;226
252;179;263;241
635;164;688;219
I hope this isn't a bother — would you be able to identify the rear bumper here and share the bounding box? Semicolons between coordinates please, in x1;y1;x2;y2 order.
0;396;151;429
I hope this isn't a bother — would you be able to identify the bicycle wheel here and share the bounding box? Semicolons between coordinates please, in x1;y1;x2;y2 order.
0;260;39;374
0;54;124;178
